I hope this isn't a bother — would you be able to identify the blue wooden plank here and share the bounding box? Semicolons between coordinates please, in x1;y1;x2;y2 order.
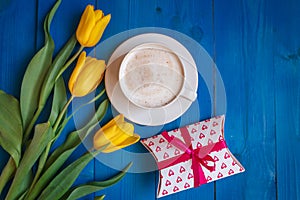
94;0;216;200
0;0;37;98
0;0;37;198
214;0;276;199
96;0;131;37
271;0;300;198
93;1;157;199
106;1;157;200
153;1;215;200
2;1;299;200
154;0;215;122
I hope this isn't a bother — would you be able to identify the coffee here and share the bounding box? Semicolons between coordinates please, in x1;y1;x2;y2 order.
119;44;184;108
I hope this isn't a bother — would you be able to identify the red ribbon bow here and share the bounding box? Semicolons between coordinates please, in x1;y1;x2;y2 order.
158;127;227;187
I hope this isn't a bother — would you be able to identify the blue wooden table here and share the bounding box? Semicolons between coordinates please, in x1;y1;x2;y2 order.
1;0;299;199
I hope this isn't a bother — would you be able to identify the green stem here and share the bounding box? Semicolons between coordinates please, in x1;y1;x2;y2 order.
53;95;74;132
23;46;83;142
26;144;51;197
55;46;84;82
54;88;106;138
0;157;16;195
26;96;74;197
23;107;43;143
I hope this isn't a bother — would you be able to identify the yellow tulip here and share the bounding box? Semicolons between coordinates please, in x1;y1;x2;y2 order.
94;114;140;153
76;5;111;47
68;51;105;97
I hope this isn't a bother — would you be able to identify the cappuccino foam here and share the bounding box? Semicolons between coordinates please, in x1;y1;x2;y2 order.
120;45;184;108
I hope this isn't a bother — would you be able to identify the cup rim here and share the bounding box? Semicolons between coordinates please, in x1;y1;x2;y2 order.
118;42;189;109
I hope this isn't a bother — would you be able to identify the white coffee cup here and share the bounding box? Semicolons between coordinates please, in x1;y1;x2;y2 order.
119;43;197;109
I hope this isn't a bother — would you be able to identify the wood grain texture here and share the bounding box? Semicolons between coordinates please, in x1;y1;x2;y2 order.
271;0;300;198
214;1;249;198
215;0;277;199
0;0;37;198
94;1;156;200
1;0;300;199
151;1;215;200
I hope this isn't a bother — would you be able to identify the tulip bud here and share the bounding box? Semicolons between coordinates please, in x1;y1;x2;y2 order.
68;51;105;97
94;114;140;153
76;5;111;47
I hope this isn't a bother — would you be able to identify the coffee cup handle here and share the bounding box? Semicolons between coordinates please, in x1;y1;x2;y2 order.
180;87;197;102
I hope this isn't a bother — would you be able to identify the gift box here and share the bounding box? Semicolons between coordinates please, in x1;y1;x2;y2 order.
141;115;245;198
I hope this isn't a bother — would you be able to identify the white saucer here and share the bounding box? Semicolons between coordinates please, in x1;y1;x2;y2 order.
105;33;198;126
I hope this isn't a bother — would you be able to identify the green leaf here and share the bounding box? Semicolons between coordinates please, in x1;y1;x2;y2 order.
25;100;108;200
16;170;33;200
20;0;61;130
38;34;77;108
94;195;105;200
63;163;132;200
24;100;108;199
0;90;23;166
46;99;108;168
0;157;16;194
25;127;93;200
38;150;102;200
48;76;67;125
5;122;54;200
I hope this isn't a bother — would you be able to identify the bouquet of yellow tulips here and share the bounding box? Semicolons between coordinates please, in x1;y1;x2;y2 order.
0;1;140;199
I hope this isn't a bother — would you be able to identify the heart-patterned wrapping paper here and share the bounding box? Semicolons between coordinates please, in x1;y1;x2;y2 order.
141;115;245;198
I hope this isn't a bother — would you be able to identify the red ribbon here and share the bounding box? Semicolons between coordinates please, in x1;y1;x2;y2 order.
158;127;227;187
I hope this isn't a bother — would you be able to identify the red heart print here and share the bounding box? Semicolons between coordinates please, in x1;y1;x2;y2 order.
180;166;186;173
160;174;163;178
152;135;158;139
174;149;180;155
173;186;179;192
210;130;216;135
173;129;178;132
218;135;224;141
228;169;234;175
163;152;169;159
202;125;208;130
167;143;173;149
148;141;154;146
232;161;237;166
213;122;218;127
176;176;182;183
214;156;219;161
199;133;205;139
191;128;197;133
159;138;165;143
240;167;244;171
206;176;212;181
207;139;213;145
197;142;202;148
205;119;210;122
221;163;227;169
168;169;174;176
184;183;190;188
162;190;168;195
224;152;230;159
217;172;223;178
156;146;161;152
187;173;193;179
165;180;171;186
194;122;201;125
